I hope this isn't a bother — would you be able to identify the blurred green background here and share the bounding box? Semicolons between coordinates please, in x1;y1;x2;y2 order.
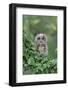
23;15;57;75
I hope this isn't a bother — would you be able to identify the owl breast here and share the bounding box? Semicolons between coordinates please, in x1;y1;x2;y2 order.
38;44;45;54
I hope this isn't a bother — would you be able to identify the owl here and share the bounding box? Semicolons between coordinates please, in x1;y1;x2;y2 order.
35;33;48;56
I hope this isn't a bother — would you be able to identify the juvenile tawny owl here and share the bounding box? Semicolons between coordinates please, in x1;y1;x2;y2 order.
35;33;48;56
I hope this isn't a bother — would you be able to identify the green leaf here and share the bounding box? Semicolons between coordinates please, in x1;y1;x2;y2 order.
28;57;35;65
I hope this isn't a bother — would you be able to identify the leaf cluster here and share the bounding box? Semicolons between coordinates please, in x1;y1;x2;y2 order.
23;29;57;75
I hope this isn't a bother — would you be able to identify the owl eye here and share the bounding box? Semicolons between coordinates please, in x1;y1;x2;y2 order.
37;37;40;40
42;36;45;40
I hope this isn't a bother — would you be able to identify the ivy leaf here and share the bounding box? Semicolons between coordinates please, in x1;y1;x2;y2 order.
28;57;35;65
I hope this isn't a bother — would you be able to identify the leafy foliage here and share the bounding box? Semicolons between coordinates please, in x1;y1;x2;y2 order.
23;15;57;74
23;29;57;74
